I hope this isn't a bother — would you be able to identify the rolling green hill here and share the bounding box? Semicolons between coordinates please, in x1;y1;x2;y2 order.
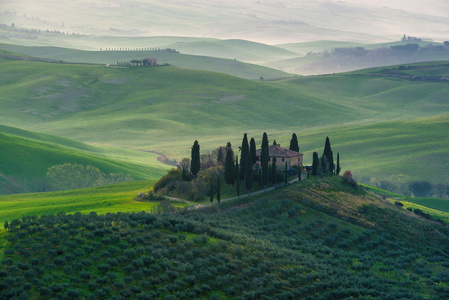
0;125;170;194
271;41;449;75
0;43;293;80
273;114;449;184
1;176;448;299
0;58;448;184
0;180;187;226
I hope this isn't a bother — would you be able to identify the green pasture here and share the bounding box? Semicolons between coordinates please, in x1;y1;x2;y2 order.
0;43;293;80
0;180;188;226
273;114;449;184
361;184;449;222
0;58;448;183
0;129;169;181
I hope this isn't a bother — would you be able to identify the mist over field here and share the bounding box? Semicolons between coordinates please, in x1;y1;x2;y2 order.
1;0;449;44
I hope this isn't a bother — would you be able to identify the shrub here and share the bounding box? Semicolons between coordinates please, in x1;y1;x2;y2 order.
342;170;357;188
153;169;182;192
409;180;433;197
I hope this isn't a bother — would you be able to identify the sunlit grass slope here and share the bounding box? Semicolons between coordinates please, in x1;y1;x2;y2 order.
0;180;185;226
272;114;449;184
360;184;449;222
0;58;448;182
0;127;169;191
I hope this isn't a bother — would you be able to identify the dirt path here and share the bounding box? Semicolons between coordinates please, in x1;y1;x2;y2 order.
165;175;305;208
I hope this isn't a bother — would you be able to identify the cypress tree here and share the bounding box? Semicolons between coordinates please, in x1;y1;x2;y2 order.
289;133;299;152
261;132;269;189
322;137;334;175
268;164;272;183
284;162;288;185
250;137;257;165
240;133;249;178
217;147;224;164
271;157;277;184
210;183;213;203
190;140;200;176
224;146;235;193
312;152;319;176
245;152;253;195
336;152;341;175
235;156;240;197
217;176;221;203
298;166;302;181
258;169;262;187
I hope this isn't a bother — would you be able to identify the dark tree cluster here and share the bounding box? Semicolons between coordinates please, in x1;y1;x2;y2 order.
311;136;341;177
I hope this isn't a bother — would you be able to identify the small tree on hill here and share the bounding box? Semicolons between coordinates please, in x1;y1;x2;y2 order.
217;176;221;203
225;146;235;193
322;137;334;175
312;152;319;176
336;152;341;175
342;170;357;188
284;162;288;185
289;133;299;152
261;132;269;189
235;156;240;197
190;140;200;176
210;183;213;203
240;133;249;179
271;157;277;184
245;152;253;196
268;164;272;183
409;181;432;197
250;138;257;165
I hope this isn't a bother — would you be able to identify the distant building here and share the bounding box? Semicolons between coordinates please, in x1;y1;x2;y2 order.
255;145;303;171
143;58;158;66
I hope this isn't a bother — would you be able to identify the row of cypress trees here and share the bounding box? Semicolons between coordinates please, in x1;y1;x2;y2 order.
311;137;341;176
191;133;318;201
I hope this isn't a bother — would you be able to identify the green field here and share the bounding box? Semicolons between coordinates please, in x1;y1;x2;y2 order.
0;43;294;80
0;57;448;184
0;124;170;194
0;180;189;226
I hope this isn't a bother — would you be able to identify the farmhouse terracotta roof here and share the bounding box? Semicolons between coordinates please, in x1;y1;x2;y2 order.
255;145;303;158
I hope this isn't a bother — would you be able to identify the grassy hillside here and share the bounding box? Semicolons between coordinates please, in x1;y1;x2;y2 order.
0;126;170;194
0;58;448;183
0;180;187;226
273;114;449;184
272;41;449;75
1;176;448;299
0;43;294;80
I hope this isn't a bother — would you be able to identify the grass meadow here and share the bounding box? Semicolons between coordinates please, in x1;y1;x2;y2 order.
0;57;448;183
0;43;293;80
0;180;188;227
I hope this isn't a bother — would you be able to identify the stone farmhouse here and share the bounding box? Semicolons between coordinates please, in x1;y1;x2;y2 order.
143;58;158;66
255;145;303;171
